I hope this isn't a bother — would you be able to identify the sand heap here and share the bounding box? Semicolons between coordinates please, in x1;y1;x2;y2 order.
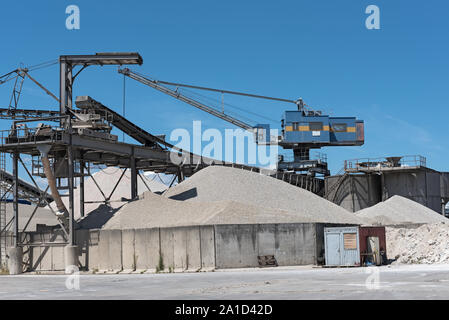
102;191;319;230
49;167;167;220
162;166;365;225
5;203;57;232
387;223;449;264
355;195;448;226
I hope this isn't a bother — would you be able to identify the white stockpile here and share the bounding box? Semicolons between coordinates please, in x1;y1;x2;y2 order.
387;223;449;264
355;195;448;226
102;165;365;230
355;195;448;265
164;166;365;224
103;191;317;230
5;203;56;232
49;167;167;220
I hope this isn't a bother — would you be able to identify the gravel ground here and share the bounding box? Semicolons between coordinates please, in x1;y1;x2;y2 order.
1;264;449;300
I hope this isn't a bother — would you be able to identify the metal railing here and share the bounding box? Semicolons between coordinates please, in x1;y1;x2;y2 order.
344;155;427;171
0;125;62;147
279;151;328;164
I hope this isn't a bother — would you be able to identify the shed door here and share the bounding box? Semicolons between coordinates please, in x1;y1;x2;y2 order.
325;233;341;266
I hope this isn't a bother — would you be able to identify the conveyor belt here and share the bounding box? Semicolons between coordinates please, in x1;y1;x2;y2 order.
75;96;171;149
0;169;53;205
0;108;60;120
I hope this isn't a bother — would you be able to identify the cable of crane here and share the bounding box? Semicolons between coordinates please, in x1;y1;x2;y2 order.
0;59;58;84
178;87;269;125
155;79;297;105
177;86;279;124
129;69;297;105
174;87;258;125
27;59;59;72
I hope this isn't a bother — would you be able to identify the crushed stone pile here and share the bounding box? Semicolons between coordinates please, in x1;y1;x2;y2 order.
387;223;449;264
102;191;321;230
49;167;167;220
163;166;365;225
5;203;57;232
356;195;448;226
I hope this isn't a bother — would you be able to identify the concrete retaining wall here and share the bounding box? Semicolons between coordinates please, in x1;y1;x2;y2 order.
214;223;319;269
7;223;339;272
75;225;216;273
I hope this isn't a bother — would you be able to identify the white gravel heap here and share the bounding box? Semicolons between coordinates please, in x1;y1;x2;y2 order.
103;191;320;230
387;223;449;264
355;195;448;226
49;167;167;220
5;203;57;232
163;166;365;225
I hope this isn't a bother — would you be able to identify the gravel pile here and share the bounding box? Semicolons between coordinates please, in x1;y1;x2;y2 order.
5;203;57;232
387;223;449;264
164;166;365;225
102;191;320;230
356;195;448;226
49;167;167;220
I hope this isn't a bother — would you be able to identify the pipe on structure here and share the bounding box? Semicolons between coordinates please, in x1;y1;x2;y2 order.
36;145;68;217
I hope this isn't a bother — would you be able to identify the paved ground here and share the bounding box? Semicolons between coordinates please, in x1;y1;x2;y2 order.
0;264;448;299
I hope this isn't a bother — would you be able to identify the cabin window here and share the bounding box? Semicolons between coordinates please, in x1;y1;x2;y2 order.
292;122;299;131
332;123;347;132
309;122;323;131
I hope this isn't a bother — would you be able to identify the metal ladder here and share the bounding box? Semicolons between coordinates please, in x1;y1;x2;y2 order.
0;152;7;267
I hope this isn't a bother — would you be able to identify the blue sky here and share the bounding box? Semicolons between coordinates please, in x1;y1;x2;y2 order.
0;0;448;174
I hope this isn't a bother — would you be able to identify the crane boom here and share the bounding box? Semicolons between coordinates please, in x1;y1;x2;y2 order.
118;68;254;131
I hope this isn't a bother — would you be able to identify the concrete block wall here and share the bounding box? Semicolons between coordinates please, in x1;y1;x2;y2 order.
14;223;327;272
28;231;66;272
74;225;216;273
214;223;319;269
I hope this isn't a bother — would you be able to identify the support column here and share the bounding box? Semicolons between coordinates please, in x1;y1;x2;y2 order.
79;155;85;218
65;144;78;271
67;146;75;246
8;247;23;275
9;151;23;274
59;59;72;127
12;152;18;247
131;157;137;199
